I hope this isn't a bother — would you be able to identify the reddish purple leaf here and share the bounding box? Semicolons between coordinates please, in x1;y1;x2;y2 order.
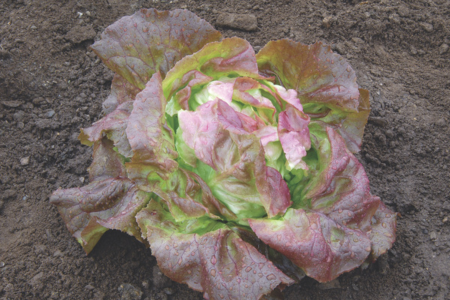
125;72;178;184
179;99;291;218
163;37;264;97
79;101;134;157
278;106;311;170
50;178;150;253
257;39;359;110
137;200;294;300
91;8;222;89
368;202;397;261
88;138;126;182
257;39;370;152
102;74;142;114
249;209;371;282
306;126;380;231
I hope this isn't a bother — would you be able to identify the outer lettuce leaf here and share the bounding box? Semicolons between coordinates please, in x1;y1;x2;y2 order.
136;200;294;300
91;8;222;89
249;208;371;283
79;101;134;157
102;74;142;114
178;99;291;218
88;138;126;182
367;202;397;262
50;178;150;254
304;124;380;232
256;39;369;152
125;72;178;185
249;124;395;282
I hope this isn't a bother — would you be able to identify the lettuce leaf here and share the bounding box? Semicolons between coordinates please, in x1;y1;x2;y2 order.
256;39;369;152
91;8;222;89
136;200;294;300
50;178;150;254
178;99;291;219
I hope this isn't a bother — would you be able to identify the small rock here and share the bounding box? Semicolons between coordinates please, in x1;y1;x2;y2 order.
318;278;341;290
142;281;149;289
13;111;25;122
352;282;359;291
79;177;85;183
152;266;172;289
352;37;364;44
0;262;5;268
20;157;30;166
0;49;11;59
29;272;44;287
30;25;37;30
163;287;175;295
1;100;23;108
419;22;433;32
45;110;55;118
2;189;15;200
216;13;258;31
85;284;95;290
439;43;449;55
435;118;445;127
34;244;47;255
66;25;96;44
4;283;14;293
397;5;409;17
443;217;448;223
368;116;388;127
388;13;400;24
53;250;64;257
32;97;46;105
322;16;334;28
430;231;437;240
118;283;143;300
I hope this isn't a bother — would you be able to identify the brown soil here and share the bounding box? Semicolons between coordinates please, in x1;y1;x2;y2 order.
1;0;449;299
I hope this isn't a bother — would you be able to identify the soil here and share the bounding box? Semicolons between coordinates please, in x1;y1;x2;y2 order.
0;0;449;299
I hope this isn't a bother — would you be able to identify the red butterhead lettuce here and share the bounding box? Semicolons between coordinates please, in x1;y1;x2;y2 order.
50;8;397;299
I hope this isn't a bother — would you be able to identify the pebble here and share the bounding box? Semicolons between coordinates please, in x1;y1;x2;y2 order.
419;22;433;33
45;110;55;118
65;25;96;44
439;43;449;55
322;16;334;28
13;111;25;122
443;217;448;223
216;13;258;31
118;283;143;300
2;100;23;108
430;231;437;240
318;278;341;290
163;287;175;295
53;250;64;257
0;262;5;268
20;157;30;166
152;265;171;289
435;118;446;127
